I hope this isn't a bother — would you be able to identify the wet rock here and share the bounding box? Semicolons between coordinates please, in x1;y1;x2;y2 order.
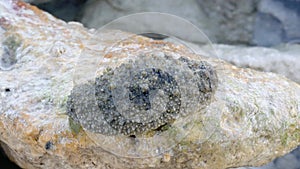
0;1;299;169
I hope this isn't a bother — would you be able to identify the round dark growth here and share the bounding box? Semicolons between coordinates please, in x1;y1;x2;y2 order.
95;67;181;135
67;53;218;137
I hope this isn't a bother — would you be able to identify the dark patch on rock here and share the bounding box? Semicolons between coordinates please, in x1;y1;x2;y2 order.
139;33;168;40
179;57;218;100
95;67;181;135
45;141;53;150
67;53;217;137
0;36;21;71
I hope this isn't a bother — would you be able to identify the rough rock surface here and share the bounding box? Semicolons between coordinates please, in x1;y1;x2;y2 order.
236;146;300;169
0;1;299;169
186;43;300;84
213;44;300;84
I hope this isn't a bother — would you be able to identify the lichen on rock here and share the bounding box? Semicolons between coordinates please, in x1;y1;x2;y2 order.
67;53;217;137
0;1;299;169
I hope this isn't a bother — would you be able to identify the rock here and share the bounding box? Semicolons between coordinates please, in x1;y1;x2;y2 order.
196;0;258;44
0;1;299;169
233;146;300;169
79;0;257;44
187;43;300;84
25;0;87;21
24;0;300;46
217;44;300;84
253;0;300;46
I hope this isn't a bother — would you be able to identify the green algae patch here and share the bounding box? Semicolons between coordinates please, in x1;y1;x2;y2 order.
280;124;300;146
69;118;83;135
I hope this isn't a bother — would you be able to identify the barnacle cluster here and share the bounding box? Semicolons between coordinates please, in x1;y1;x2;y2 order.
95;67;181;135
67;52;217;137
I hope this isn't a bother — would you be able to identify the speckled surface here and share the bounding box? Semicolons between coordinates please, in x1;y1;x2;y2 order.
0;1;299;169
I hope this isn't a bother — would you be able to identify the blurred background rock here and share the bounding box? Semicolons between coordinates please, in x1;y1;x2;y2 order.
24;0;300;46
23;0;300;84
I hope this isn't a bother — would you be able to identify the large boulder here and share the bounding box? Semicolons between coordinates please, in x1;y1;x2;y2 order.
0;1;299;169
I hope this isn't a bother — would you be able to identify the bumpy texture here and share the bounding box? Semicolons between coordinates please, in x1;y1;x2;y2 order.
0;1;299;168
67;53;218;136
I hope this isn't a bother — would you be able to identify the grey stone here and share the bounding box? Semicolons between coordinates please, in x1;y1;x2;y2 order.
25;0;300;46
254;0;300;46
79;0;257;44
253;12;284;46
196;0;258;44
187;43;300;84
214;44;300;84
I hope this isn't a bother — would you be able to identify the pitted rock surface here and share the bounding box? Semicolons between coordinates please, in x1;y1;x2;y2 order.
0;1;299;169
67;54;217;136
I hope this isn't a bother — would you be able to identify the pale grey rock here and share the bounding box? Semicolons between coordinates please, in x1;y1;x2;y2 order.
25;0;300;46
185;42;300;84
213;44;300;84
254;0;300;46
196;0;258;44
80;0;257;44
